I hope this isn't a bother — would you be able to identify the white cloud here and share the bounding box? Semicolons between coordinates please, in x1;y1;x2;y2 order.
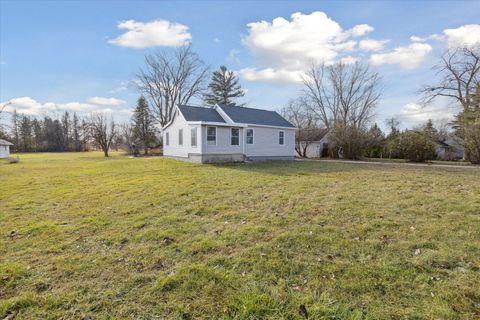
238;68;303;84
87;97;126;106
340;56;359;65
241;11;379;83
443;24;480;48
359;38;389;51
410;24;480;49
369;43;432;70
213;37;221;43
347;24;374;37
109;19;191;48
0;97;118;116
227;49;241;65
398;102;455;124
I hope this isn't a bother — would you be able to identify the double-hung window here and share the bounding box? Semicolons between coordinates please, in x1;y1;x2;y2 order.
178;129;183;146
231;128;240;145
191;127;197;147
165;132;169;146
279;131;285;145
246;129;254;145
207;127;216;145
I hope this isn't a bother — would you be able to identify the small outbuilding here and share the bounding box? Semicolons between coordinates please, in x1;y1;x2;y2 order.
0;139;13;158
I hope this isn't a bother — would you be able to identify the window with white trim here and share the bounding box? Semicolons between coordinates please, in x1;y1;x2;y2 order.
246;129;254;145
165;132;169;146
279;131;285;145
207;127;216;145
178;129;183;146
231;128;239;145
191;127;197;147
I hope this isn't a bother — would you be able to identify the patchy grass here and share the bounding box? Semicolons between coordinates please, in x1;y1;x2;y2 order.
1;152;479;319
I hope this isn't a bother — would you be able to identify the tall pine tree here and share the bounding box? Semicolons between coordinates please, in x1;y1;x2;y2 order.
132;96;156;155
204;66;245;106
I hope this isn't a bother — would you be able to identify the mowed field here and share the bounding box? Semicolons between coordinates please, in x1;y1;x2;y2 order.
1;153;479;319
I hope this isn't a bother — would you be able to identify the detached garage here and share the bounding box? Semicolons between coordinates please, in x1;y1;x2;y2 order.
0;139;13;158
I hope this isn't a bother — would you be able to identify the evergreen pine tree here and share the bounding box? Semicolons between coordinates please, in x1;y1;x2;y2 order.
131;96;156;155
204;66;245;106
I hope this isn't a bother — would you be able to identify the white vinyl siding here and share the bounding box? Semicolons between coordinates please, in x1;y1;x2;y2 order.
231;128;239;145
246;129;254;145
207;127;216;145
163;112;202;158
0;145;10;158
191;127;197;147
245;126;295;158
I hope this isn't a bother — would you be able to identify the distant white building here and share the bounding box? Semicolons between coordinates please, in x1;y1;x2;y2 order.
162;104;296;163
435;137;464;161
0;139;13;158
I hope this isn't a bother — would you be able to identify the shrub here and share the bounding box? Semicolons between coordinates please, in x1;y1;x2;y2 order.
7;157;20;164
388;131;436;162
460;110;480;164
329;125;372;160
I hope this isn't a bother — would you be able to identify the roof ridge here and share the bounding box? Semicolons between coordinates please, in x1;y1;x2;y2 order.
179;104;212;109
218;104;278;113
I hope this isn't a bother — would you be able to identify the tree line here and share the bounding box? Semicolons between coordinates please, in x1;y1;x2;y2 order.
0;46;246;157
281;46;480;164
1;44;478;163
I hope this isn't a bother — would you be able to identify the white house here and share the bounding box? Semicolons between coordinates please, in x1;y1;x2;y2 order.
0;139;13;158
162;104;296;163
296;128;331;158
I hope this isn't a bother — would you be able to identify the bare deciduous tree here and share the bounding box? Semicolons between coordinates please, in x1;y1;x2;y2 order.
121;123;135;155
136;46;209;127
281;97;320;157
89;113;116;157
302;62;382;129
420;47;480;111
301;61;382;159
385;117;401;137
421;47;480;163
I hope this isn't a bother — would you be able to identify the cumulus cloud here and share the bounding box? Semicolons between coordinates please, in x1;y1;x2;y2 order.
87;97;126;106
240;11;381;83
410;24;480;49
443;24;480;48
347;24;374;37
369;43;432;70
0;97;118;116
238;68;303;85
109;19;191;48
398;102;455;124
359;38;389;51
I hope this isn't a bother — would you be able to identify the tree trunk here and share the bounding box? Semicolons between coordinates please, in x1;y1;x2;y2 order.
104;149;109;157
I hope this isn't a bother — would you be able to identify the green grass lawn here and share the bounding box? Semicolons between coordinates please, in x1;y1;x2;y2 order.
1;153;479;319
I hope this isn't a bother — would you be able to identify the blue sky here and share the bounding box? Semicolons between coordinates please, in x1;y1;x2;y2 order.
1;0;479;129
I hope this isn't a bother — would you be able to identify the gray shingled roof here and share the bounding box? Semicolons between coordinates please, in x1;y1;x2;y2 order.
178;105;225;123
0;139;13;146
219;104;295;128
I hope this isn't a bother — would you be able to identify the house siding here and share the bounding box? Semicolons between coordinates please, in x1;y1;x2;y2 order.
202;126;244;155
245;126;295;158
0;145;10;158
163;114;202;158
